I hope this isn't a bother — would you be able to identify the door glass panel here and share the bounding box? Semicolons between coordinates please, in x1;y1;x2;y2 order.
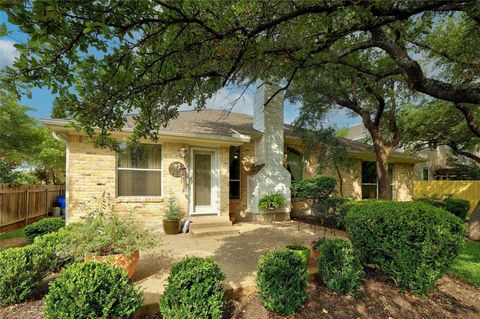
194;153;211;206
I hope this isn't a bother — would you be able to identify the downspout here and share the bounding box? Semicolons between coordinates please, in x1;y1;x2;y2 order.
51;131;70;224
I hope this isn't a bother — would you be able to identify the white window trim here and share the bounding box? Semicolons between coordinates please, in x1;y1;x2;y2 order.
116;144;164;198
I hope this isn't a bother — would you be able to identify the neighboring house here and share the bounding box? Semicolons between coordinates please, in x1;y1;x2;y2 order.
346;123;478;181
43;82;421;224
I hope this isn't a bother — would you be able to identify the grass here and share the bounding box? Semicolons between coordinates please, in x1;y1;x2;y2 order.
449;241;480;288
0;228;25;241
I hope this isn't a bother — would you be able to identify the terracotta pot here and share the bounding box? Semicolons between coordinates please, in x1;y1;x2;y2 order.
309;243;321;268
163;219;180;235
85;250;139;278
286;244;311;269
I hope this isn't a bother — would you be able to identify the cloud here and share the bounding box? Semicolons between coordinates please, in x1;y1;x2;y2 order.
0;39;18;68
180;86;255;115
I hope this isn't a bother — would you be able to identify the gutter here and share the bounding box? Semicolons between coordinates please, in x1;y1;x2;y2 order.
50;131;70;224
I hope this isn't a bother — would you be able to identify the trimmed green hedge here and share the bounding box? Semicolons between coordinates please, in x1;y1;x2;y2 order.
0;245;51;306
317;239;364;295
345;201;465;294
160;257;225;319
45;262;142;319
256;249;307;315
416;197;470;220
25;218;65;244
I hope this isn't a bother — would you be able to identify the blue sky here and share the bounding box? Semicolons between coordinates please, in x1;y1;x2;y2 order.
0;12;358;128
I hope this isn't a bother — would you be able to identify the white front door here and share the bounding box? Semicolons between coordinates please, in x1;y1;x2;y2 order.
190;149;219;215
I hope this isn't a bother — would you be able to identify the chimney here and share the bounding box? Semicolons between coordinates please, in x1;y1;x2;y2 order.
248;81;291;215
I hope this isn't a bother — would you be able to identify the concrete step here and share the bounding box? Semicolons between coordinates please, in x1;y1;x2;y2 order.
190;225;240;237
189;220;233;229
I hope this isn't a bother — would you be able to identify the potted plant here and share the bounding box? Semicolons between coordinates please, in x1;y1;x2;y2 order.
163;194;181;235
310;238;325;267
285;243;311;270
63;194;156;277
258;192;286;211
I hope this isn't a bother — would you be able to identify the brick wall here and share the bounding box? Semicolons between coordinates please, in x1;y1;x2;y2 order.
394;163;414;201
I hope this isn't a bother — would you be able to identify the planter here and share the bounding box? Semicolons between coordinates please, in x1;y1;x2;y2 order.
229;213;237;224
85;250;140;278
52;207;61;217
163;219;181;235
286;244;311;269
309;242;321;268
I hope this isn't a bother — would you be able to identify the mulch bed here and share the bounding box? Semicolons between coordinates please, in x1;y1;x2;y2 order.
1;274;479;319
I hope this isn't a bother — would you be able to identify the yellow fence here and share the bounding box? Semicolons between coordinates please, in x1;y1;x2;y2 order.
414;180;480;216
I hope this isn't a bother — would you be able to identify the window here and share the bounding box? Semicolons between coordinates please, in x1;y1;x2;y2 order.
117;143;162;196
286;146;304;182
361;161;394;199
229;146;241;200
423;168;429;181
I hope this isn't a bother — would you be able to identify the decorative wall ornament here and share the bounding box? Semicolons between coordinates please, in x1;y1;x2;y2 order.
169;161;186;178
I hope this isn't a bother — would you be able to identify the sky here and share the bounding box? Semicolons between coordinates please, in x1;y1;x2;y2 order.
0;11;358;128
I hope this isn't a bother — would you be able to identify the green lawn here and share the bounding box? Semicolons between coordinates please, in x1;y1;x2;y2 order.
0;228;25;241
450;241;480;288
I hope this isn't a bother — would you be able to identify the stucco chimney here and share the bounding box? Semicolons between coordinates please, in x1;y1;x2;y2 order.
248;81;291;216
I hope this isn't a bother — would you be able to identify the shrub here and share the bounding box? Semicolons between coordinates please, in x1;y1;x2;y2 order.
32;228;74;271
291;176;336;211
444;198;470;220
0;245;51;306
160;257;225;319
25;218;65;244
336;201;358;230
326;196;352;213
256;249;308;315
316;239;364;295
258;192;286;210
345;201;465;294
45;262;143;319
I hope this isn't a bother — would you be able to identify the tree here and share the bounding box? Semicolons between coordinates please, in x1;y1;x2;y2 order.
400;100;480;167
0;90;65;184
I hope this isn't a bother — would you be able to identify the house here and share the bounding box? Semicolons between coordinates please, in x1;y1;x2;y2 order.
345;123;478;181
42;82;422;225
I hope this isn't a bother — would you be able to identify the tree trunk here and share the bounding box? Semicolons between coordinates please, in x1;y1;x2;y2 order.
373;140;391;200
335;165;344;196
469;201;480;241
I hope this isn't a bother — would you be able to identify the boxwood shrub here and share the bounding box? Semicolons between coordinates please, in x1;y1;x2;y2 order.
444;198;470;220
25;218;65;244
335;201;358;230
317;239;364;295
0;245;51;306
160;257;225;319
32;228;74;271
345;201;465;294
256;249;308;315
45;262;143;319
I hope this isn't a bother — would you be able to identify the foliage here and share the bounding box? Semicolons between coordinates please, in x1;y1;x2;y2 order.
285;243;310;268
160;257;225;319
0;245;51;306
258;192;286;211
416;196;471;220
449;241;480;288
32;229;75;271
316;239;364;295
164;194;181;221
24;218;65;244
345;201;466;295
45;262;143;319
63;194;156;259
256;249;308;315
290;176;336;213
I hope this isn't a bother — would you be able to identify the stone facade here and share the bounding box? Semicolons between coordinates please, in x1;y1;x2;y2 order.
66;135;230;223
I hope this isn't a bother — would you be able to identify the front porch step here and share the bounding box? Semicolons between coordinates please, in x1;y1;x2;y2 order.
189;216;239;237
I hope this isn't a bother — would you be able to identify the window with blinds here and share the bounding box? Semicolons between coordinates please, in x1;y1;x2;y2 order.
117;143;162;196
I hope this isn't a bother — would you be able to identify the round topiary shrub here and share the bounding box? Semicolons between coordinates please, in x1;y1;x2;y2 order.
316;239;364;295
45;262;143;319
25;218;65;244
256;249;308;315
160;257;225;319
0;245;51;306
444;198;470;220
345;201;465;295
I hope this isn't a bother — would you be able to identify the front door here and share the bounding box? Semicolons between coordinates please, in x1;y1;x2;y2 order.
191;149;218;215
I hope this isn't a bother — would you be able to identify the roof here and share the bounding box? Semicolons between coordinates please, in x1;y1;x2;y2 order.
42;109;423;163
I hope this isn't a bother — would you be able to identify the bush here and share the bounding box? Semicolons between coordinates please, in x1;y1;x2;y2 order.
336;201;358;230
32;228;74;271
0;245;51;306
291;176;336;202
316;239;364;295
25;218;65;244
444;198;470;220
256;249;308;315
45;262;143;319
160;257;225;319
345;201;465;294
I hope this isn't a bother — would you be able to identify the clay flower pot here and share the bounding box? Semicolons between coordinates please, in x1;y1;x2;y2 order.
163;219;181;235
85;250;140;278
309;242;321;268
286;244;311;269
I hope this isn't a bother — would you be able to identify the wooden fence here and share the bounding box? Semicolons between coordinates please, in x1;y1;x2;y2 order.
0;184;65;233
414;180;480;216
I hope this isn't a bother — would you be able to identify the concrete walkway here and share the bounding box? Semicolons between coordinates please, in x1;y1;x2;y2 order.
132;221;347;315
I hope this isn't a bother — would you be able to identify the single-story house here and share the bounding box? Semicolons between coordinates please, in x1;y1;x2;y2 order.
42;82;423;224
